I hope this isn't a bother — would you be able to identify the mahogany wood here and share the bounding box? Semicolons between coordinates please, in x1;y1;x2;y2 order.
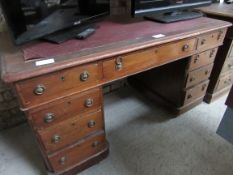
215;71;233;92
187;48;217;71
197;4;233;103
27;88;102;130
47;131;107;173
184;80;209;105
0;17;231;175
37;109;104;154
185;64;213;88
15;63;103;109
196;29;226;51
103;38;196;81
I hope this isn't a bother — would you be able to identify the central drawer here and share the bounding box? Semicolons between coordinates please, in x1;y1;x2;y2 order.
37;109;104;153
103;38;196;82
15;62;103;109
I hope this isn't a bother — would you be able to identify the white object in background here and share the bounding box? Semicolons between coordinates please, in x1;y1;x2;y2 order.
35;58;55;66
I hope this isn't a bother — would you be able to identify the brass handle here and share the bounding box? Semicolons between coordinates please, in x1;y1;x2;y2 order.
44;113;54;123
190;77;195;82
201;39;206;45
217;31;223;40
209;49;215;58
194;56;199;63
85;98;94;108
34;84;45;95
182;44;189;52
202;84;207;91
52;135;61;144
92;141;100;148
59;156;66;165
88;120;96;128
80;71;89;81
115;57;123;71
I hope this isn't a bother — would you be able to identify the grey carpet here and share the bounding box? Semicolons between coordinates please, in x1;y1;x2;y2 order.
0;87;233;175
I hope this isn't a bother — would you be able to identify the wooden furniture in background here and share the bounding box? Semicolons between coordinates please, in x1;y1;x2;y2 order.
197;3;233;103
0;17;231;175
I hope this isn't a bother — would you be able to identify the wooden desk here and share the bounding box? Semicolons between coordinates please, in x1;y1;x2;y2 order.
197;3;233;103
0;17;231;175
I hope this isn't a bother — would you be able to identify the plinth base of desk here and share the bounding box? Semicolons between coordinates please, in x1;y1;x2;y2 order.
46;143;109;175
204;86;231;104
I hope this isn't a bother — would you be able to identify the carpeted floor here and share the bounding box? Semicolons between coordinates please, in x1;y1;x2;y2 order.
0;87;233;175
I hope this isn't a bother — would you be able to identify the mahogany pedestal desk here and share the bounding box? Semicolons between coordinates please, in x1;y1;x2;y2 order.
0;17;231;175
197;3;233;103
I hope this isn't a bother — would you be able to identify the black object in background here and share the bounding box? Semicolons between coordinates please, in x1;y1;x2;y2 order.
131;0;212;23
0;0;110;45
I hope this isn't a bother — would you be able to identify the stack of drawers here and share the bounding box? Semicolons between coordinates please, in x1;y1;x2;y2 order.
205;38;233;102
128;29;226;114
14;63;108;174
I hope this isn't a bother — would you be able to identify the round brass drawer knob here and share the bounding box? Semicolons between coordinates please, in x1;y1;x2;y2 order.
85;98;94;108
52;135;61;144
34;84;45;95
88;120;96;128
44;113;55;123
80;71;89;81
201;39;206;45
59;156;66;165
190;77;195;82
92;141;100;148
182;44;189;51
115;57;123;71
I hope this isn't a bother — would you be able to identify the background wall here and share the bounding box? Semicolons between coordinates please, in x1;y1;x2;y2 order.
0;0;130;130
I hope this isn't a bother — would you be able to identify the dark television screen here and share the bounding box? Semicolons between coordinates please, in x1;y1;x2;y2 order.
132;0;211;16
0;0;110;44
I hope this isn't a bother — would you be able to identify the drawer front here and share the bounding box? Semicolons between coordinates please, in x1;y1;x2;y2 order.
188;48;217;71
227;40;233;59
15;63;103;108
184;80;209;105
186;64;213;88
222;58;233;74
197;29;226;51
216;73;233;91
48;132;106;172
37;109;104;153
28;88;102;130
103;38;196;81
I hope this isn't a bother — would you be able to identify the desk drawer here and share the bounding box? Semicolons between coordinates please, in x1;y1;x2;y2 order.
216;73;233;91
188;48;217;71
15;63;103;109
37;109;104;153
184;80;209;105
48;132;106;172
197;29;226;51
221;59;233;74
103;38;196;81
186;64;213;88
227;40;233;59
28;88;102;130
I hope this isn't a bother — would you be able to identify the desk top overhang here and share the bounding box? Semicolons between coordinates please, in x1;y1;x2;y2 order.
0;17;231;83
